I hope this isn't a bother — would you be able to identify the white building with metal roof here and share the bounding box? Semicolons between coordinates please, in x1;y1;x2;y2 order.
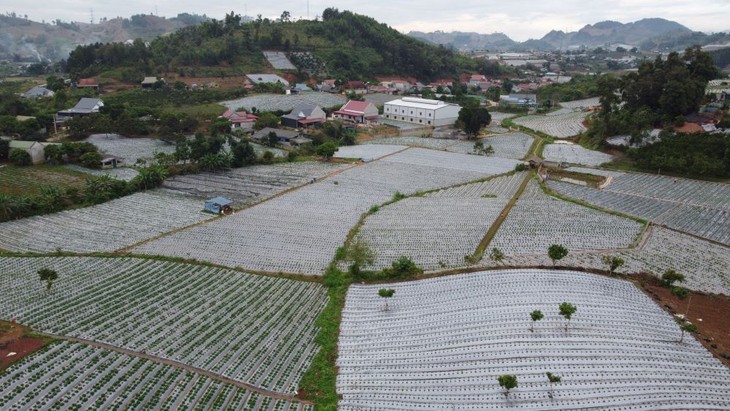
382;97;461;127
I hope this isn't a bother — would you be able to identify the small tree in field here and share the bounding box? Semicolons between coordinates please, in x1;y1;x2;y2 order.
530;309;544;332
490;247;505;265
678;320;697;343
378;288;395;311
601;255;624;275
497;374;518;398
548;244;568;267
559;302;577;332
545;372;561;399
38;268;58;292
661;269;685;287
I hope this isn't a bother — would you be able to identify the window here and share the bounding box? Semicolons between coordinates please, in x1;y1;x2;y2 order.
428;113;432;117
402;117;405;120
419;119;422;123
410;111;413;114
419;112;423;116
428;121;431;125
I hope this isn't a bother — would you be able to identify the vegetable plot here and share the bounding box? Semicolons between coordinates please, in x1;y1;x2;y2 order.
543;143;614;166
337;269;730;410
513;111;589;138
0;256;327;393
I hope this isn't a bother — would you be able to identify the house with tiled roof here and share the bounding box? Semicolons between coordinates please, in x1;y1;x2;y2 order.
281;102;326;128
76;78;99;90
220;108;258;131
22;85;55;99
56;98;104;123
334;100;379;124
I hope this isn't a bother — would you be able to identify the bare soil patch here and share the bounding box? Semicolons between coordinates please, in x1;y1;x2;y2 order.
0;321;52;371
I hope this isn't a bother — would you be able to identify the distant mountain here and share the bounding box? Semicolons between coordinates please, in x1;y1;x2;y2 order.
0;13;208;62
408;18;724;52
408;31;516;51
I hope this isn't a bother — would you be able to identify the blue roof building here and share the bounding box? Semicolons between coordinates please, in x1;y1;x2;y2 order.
204;196;233;214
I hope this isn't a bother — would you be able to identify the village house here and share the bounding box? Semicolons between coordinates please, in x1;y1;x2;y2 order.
333;100;379;124
499;94;537;108
8;140;46;164
21;85;54;99
252;127;312;147
246;74;290;88
383;97;461;127
281;103;326;128
76;78;100;91
220;109;258;132
56;98;104;124
141;77;162;88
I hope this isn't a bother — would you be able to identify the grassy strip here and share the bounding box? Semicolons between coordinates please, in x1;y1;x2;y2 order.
297;265;350;409
467;171;534;263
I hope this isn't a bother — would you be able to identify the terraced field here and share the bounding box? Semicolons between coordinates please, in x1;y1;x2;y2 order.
222;93;346;112
0;341;312;411
490;180;644;255
337;269;730;409
0;190;211;253
0;257;327;394
543;143;614;166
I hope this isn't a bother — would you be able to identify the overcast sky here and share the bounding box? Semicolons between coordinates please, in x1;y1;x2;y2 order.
5;0;729;41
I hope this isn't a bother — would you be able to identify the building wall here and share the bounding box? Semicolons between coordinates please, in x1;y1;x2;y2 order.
382;102;460;126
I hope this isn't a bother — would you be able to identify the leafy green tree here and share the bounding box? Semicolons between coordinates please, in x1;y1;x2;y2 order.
80;151;103;169
559;302;577;332
316;141;339;160
546;372;561;399
347;239;375;278
661;269;685;287
489;247;505;265
9;148;31;166
530;310;544;332
132;165;168;190
378;288;395;311
231;140;256;167
266;131;279;148
457;101;491;139
473;140;494;156
601;255;625;275
497;374;518;398
44;144;63;164
38;268;58;292
548;244;568;267
254;112;280;130
383;256;423;279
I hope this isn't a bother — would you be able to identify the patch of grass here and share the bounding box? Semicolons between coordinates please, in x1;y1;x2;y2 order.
0;164;88;196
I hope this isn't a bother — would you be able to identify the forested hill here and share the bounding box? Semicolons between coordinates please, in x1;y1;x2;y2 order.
65;9;474;82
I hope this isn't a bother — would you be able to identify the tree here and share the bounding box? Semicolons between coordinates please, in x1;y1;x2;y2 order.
0;139;9;160
9;148;31;166
473;140;494;156
347;239;375;278
254;112;280;130
79;151;103;169
231;140;256;167
601;255;625;275
457;101;491;139
383;256;423;279
545;372;561;399
497;374;518;398
530;309;544;332
316;141;338;160
678;321;697;343
548;244;568;267
38;268;58;292
489;247;505;265
559;302;577;332
280;11;291;22
44;144;63;164
378;288;395;311
661;269;685;287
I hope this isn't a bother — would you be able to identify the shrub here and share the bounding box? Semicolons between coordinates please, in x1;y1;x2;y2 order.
661;269;685;287
382;256;423;279
515;163;528;171
9;148;32;166
671;286;689;299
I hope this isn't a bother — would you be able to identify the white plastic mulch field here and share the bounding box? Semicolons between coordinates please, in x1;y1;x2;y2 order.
0;256;327;394
334;144;407;160
85;134;176;165
337;269;730;410
0;190;212;253
446;133;534;160
490;180;644;255
0;341;313;411
134;149;515;274
513;111;589;138
162;161;350;206
543;143;614;166
357;173;525;270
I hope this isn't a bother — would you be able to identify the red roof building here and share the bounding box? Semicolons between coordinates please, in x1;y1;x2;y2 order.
221;109;258;131
334;100;379;123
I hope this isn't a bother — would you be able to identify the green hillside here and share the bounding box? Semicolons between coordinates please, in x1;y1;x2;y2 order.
65;8;474;82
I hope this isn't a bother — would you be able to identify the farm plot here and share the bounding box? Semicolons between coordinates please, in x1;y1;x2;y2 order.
263;51;296;70
0;256;327;393
85;134;175;164
337;269;730;410
428;172;525;199
357;197;508;270
488;111;516;123
0;190;211;253
382;147;520;175
162;161;349;207
368;137;458;151
134;155;494;274
513;111;589;138
0;341;313;411
0;164;88;197
490;180;643;255
543;143;614;166
334;144;407;160
445;132;533;159
550;177;730;245
563;166;626;178
557;97;600;110
222;93;346;112
64;164;140;182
